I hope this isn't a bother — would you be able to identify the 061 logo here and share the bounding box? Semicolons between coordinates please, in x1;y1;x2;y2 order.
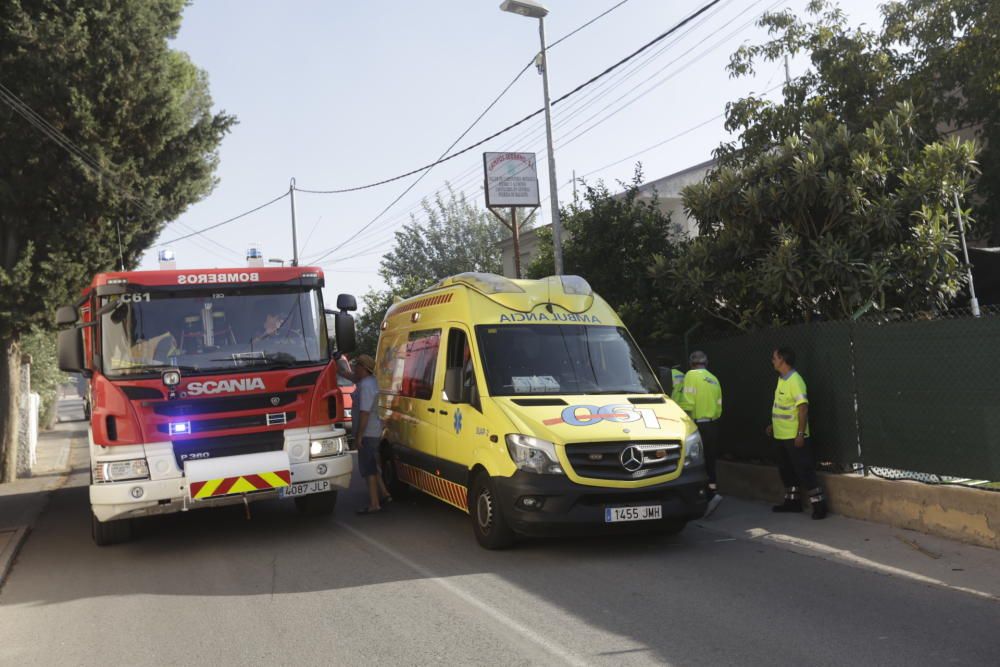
544;404;662;429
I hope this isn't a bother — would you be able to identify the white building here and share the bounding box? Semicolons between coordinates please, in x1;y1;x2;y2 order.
500;159;715;278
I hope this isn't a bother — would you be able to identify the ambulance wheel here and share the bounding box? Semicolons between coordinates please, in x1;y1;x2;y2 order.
380;446;409;498
471;474;514;550
91;513;132;546
295;490;338;516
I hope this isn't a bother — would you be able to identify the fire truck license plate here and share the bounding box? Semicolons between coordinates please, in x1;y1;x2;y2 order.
605;505;662;523
280;480;331;498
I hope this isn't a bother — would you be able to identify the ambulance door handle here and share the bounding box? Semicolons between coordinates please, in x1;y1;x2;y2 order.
439;410;449;415
427;407;435;413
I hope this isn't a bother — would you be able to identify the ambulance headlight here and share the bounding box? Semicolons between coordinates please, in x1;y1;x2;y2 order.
505;434;563;475
310;437;346;458
684;430;704;467
95;458;150;483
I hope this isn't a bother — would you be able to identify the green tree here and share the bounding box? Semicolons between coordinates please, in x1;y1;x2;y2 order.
657;105;978;332
720;0;1000;240
527;167;685;344
20;329;65;429
355;187;506;356
0;0;235;479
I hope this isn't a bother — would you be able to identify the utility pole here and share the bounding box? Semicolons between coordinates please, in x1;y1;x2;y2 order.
954;192;981;317
289;178;299;266
784;54;791;85
537;18;563;275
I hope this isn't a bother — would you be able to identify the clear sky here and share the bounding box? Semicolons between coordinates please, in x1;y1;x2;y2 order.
140;0;884;307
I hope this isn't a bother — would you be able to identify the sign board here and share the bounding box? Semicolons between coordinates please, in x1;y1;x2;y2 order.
483;152;540;208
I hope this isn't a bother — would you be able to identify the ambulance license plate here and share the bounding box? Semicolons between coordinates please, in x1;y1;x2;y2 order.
605;505;662;523
280;480;330;498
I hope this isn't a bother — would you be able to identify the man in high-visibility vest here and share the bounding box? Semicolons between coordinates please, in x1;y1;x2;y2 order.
670;365;686;404
767;346;827;520
678;350;723;516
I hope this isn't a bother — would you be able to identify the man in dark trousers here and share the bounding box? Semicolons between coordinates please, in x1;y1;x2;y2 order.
767;347;827;519
678;350;723;516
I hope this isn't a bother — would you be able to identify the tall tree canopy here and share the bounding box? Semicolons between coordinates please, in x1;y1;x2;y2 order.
658;105;978;331
354;187;506;355
719;0;999;240
0;0;235;478
527;168;685;345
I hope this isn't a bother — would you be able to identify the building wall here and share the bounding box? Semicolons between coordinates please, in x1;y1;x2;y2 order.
499;159;716;277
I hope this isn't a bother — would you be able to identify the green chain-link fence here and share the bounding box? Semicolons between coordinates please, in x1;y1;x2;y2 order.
680;305;1000;483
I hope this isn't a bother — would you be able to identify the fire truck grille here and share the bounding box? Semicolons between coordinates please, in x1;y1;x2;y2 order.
172;431;285;468
158;412;295;435
150;391;301;416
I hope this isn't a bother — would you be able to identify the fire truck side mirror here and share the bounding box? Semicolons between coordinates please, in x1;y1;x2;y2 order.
57;328;85;374
333;312;357;355
336;294;357;312
56;305;78;327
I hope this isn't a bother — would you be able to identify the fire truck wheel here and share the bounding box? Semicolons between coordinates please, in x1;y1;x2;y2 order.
294;490;338;516
91;513;132;546
470;473;514;550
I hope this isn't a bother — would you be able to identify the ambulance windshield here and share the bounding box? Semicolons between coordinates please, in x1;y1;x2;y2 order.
475;324;660;396
100;287;326;377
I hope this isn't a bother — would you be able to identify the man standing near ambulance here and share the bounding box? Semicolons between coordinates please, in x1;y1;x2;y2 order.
678;350;723;516
767;347;827;520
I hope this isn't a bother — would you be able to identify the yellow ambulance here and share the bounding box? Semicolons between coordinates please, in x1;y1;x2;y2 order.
375;273;707;548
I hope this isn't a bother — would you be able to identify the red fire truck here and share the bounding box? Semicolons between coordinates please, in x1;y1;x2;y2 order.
56;263;357;545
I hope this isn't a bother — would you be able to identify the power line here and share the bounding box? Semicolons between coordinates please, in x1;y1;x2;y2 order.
302;0;640;264
157;191;290;245
322;0;759;259
293;0;724;197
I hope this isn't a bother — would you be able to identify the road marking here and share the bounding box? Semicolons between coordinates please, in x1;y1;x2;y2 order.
745;528;998;601
336;521;589;666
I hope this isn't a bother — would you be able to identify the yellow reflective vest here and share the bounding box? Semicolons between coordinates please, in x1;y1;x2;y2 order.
772;370;810;439
679;368;722;421
670;367;686;404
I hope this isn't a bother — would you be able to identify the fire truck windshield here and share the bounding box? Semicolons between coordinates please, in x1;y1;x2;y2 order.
100;287;326;377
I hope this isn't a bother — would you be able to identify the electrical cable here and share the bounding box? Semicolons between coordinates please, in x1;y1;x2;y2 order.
294;0;723;197
324;0;760;257
157;191;290;245
303;0;724;264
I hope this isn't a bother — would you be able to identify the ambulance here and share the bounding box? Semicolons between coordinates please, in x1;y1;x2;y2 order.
375;273;708;548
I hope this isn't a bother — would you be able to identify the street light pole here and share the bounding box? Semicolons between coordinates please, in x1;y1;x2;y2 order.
537;16;563;275
500;0;563;275
289;177;299;267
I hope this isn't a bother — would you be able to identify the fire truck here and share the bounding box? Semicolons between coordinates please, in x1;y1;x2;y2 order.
56;256;358;545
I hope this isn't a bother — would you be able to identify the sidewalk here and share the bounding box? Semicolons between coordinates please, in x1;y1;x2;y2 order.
695;494;1000;601
0;400;89;589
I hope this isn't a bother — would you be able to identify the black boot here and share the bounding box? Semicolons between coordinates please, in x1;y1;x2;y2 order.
773;487;802;513
810;495;828;520
772;498;802;513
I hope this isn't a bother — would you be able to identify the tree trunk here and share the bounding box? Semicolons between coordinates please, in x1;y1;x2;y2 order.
0;337;21;483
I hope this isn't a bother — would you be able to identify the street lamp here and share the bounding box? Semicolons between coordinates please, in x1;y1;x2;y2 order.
500;0;564;275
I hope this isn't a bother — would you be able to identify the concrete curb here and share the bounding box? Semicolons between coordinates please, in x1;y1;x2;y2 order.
0;527;30;591
718;461;1000;550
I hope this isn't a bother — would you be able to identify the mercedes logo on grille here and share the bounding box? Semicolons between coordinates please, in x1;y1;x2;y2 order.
620;446;643;472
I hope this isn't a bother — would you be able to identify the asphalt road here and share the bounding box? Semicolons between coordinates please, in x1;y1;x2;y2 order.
1;440;998;666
